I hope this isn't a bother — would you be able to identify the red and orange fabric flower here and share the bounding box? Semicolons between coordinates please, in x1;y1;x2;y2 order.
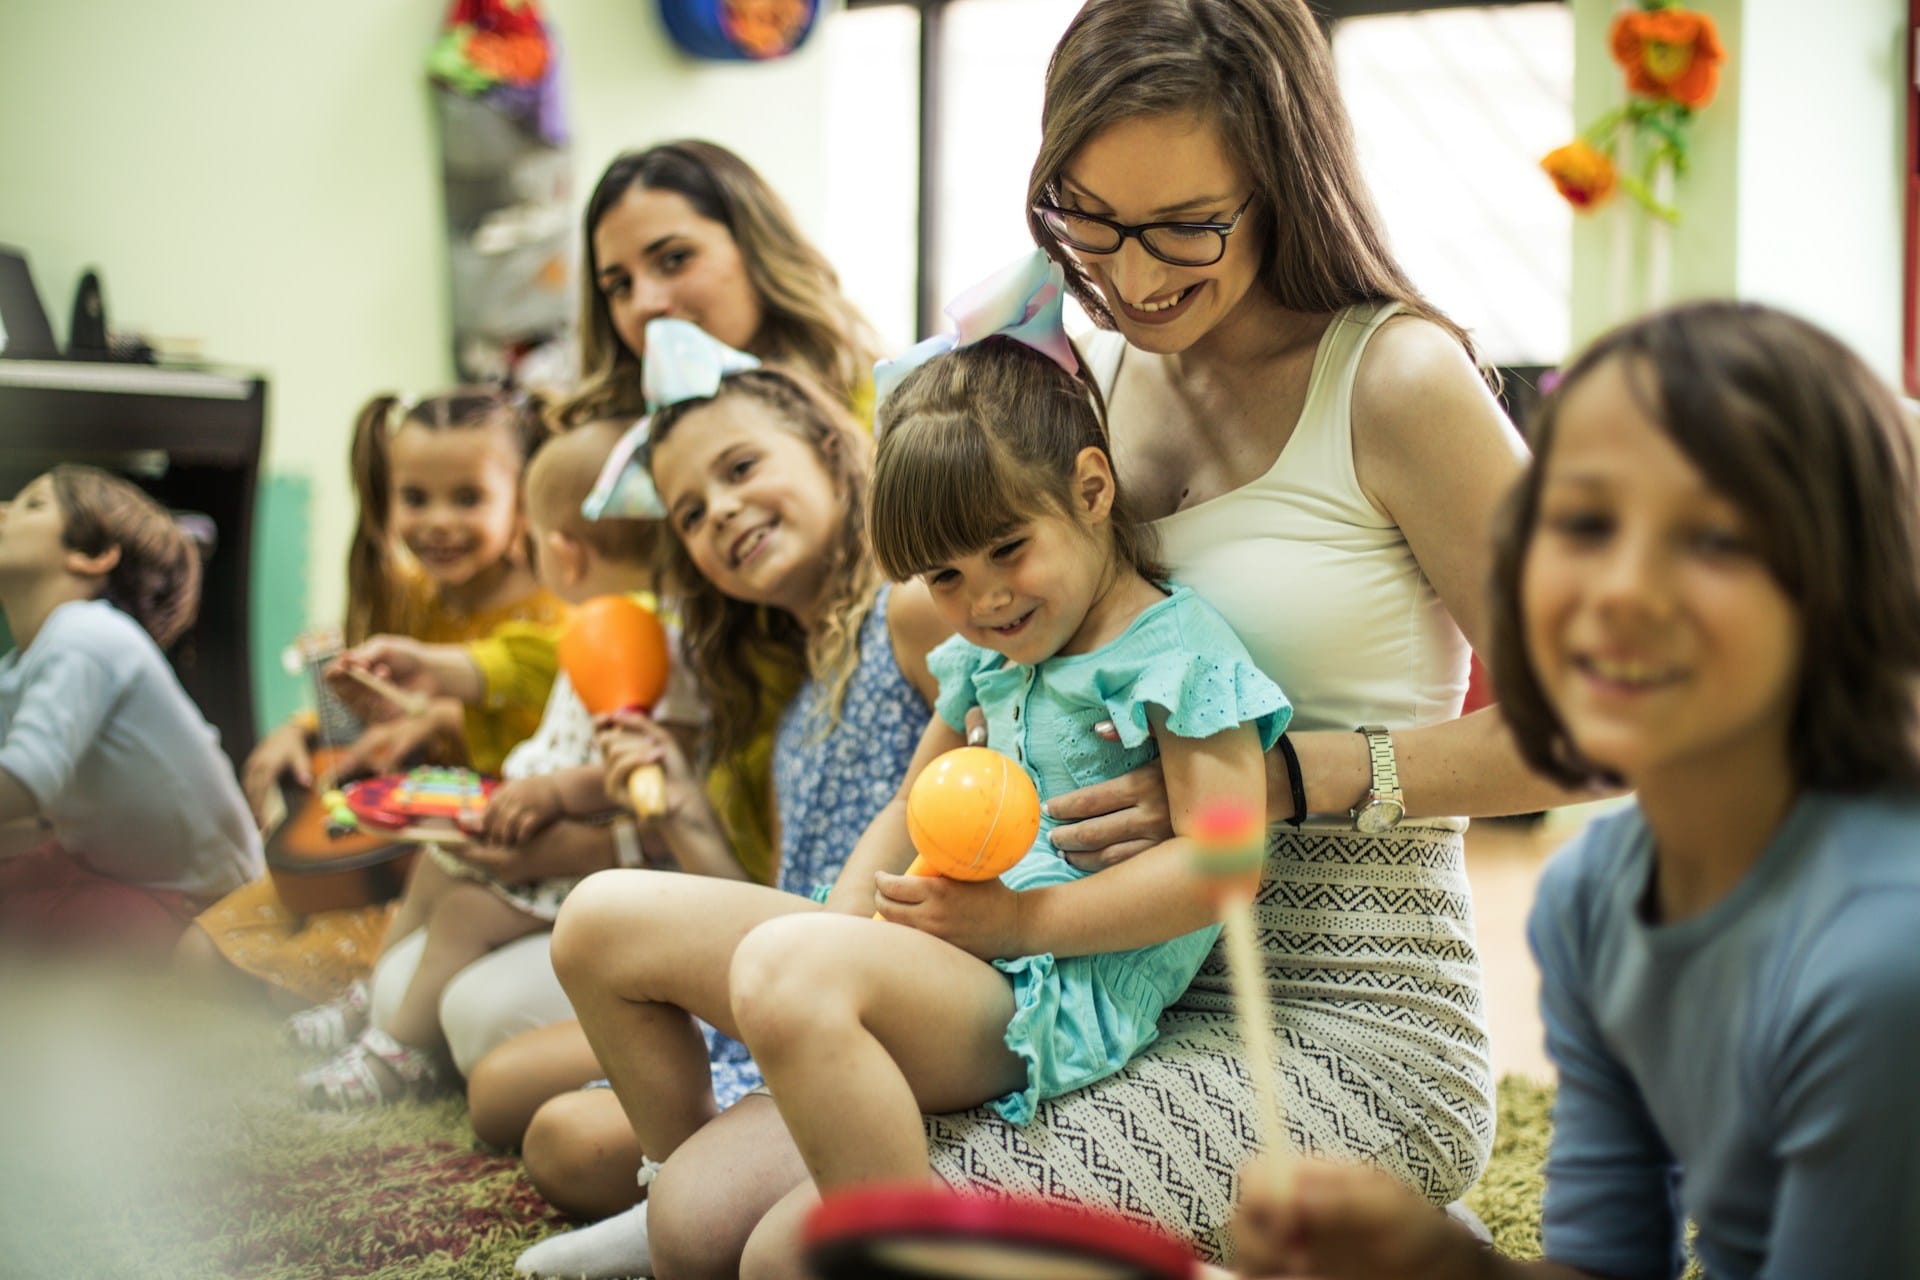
1610;6;1725;110
1540;2;1726;215
1540;141;1618;210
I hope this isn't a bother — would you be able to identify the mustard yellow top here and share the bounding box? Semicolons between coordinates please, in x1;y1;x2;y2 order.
849;378;876;435
706;653;804;887
384;569;571;775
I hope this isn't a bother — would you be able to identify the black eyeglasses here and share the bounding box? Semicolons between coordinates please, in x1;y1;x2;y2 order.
1031;193;1255;268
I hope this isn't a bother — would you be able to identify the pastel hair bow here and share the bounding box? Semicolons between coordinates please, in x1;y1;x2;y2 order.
872;249;1080;408
583;318;761;520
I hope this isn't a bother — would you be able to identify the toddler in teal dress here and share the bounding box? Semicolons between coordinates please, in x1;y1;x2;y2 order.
926;582;1287;1122
722;252;1289;1198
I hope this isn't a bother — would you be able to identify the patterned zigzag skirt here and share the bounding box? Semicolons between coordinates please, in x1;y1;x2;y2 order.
924;820;1495;1265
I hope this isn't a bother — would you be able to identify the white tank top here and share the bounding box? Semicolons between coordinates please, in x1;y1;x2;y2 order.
1086;301;1469;734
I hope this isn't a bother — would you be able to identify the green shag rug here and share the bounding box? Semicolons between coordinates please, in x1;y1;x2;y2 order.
0;966;1551;1278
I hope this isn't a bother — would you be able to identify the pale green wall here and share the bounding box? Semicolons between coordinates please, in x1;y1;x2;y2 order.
0;0;837;730
1570;0;1906;383
5;0;1913;725
1733;0;1905;379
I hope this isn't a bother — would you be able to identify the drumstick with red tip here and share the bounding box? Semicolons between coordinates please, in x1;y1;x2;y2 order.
336;663;433;719
1191;798;1292;1191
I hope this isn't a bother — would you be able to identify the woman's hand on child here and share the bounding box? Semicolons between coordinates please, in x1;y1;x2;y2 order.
473;775;563;847
1041;756;1172;872
1231;1159;1488;1280
241;720;313;826
873;871;1023;960
594;711;696;817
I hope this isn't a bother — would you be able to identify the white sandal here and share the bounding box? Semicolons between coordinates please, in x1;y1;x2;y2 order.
300;1028;450;1109
283;979;370;1054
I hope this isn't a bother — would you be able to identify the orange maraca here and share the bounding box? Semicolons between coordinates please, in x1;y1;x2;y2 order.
559;595;672;817
876;747;1040;920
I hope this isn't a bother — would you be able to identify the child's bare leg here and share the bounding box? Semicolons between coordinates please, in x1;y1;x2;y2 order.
739;1179;819;1280
384;883;544;1048
466;1019;604;1149
380;850;457;952
649;1096;809;1280
550;869;817;1162
523;1086;647;1218
729;914;1025;1189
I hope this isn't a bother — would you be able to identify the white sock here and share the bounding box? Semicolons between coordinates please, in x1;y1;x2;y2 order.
515;1200;652;1279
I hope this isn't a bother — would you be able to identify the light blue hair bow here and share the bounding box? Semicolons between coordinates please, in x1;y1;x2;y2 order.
872;249;1080;409
582;318;761;520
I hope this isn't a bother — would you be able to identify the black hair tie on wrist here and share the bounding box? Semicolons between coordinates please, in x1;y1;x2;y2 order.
1277;733;1306;830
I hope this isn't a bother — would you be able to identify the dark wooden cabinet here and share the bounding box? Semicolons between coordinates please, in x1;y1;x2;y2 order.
0;360;268;772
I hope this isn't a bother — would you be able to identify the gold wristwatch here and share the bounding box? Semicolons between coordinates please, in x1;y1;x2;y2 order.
1351;725;1405;834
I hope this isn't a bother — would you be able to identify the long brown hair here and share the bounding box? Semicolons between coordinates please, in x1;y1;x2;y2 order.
1029;0;1476;362
344;388;547;643
648;367;879;769
50;465;201;650
871;337;1162;586
560;141;882;426
1490;301;1920;790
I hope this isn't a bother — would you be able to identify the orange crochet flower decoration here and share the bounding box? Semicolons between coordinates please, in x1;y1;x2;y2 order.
465;30;549;83
1541;141;1618;210
1610;8;1725;109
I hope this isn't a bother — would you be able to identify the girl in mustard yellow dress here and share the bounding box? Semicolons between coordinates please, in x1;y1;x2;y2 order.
176;387;567;1006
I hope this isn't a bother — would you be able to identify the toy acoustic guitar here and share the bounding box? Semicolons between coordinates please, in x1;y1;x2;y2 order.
262;632;427;915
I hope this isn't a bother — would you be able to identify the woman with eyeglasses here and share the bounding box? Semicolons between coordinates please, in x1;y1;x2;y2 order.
575;4;1593;1276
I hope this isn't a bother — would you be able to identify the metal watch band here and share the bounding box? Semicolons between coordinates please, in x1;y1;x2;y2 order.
1358;724;1400;799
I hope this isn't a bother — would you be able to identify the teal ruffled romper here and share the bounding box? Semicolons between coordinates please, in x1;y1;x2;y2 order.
926;585;1291;1125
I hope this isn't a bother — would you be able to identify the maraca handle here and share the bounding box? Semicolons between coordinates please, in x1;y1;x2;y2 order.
626;763;667;819
873;853;935;920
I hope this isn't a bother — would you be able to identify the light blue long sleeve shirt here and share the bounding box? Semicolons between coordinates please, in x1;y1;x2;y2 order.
0;599;260;899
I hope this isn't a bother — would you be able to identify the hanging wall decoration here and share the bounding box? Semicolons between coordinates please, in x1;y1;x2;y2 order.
659;0;819;61
427;0;575;385
1540;0;1725;312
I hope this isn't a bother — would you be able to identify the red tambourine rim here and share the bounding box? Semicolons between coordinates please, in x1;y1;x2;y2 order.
803;1186;1195;1279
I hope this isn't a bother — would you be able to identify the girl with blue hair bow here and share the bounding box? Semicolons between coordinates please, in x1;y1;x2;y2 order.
515;313;954;1278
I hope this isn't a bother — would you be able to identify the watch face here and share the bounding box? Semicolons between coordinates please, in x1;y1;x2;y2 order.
1356;799;1405;835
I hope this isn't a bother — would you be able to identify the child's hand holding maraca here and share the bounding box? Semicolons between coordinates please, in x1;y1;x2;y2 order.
559;596;673;818
594;710;697;820
870;746;1042;958
872;871;1024;959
